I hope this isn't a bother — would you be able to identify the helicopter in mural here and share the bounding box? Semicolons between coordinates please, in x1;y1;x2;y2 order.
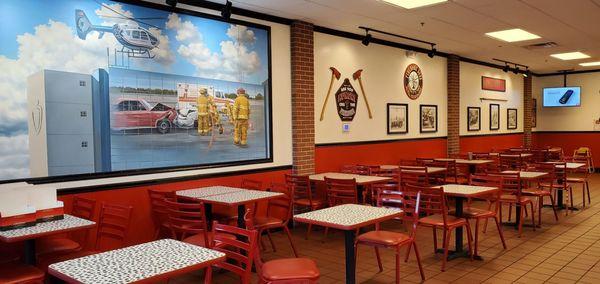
75;4;162;59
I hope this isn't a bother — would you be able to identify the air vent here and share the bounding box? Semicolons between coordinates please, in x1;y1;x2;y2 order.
522;42;558;50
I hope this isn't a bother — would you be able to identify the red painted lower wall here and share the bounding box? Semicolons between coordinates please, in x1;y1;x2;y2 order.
315;138;448;172
533;132;600;166
57;168;291;250
460;134;524;153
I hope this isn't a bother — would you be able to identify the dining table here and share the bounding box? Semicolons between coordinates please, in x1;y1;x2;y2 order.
294;204;403;284
0;214;95;265
434;158;493;174
435;184;499;260
48;239;226;284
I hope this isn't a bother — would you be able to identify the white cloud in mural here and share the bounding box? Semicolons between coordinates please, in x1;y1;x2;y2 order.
0;135;29;179
165;14;262;82
95;3;134;26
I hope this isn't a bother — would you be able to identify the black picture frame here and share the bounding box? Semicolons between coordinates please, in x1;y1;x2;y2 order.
387;103;409;134
507;108;518;130
467;107;481;131
419;104;438;133
489;104;500;130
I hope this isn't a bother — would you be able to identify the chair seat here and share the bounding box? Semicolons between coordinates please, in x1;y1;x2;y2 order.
36;237;81;256
254;216;284;228
566;177;587;183
522;189;552;196
356;230;411;246
38;250;97;271
500;195;533;204
261;258;320;282
461;208;495;218
183;231;236;247
0;263;45;284
539;182;571;189
294;199;324;208
419;214;468;227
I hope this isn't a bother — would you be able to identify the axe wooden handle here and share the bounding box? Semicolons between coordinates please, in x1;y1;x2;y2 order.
319;75;336;121
357;78;372;119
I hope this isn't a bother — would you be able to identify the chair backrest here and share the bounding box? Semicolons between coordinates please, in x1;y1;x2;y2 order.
324;177;358;206
472;152;491;160
376;187;419;231
147;189;174;228
571;156;591;175
399;166;430;188
241;179;262;191
266;183;293;224
95;203;133;250
164;199;208;244
416;158;434;165
469;174;503;203
399;159;419;166
489;172;522;198
212;220;258;284
499;154;524;170
286;174;315;208
405;184;446;223
72;197;97;220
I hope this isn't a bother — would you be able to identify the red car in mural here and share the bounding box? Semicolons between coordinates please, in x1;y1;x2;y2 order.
111;98;177;134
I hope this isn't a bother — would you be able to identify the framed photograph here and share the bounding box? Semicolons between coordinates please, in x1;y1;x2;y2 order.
420;105;438;133
489;104;500;130
532;98;537;127
467;107;481;131
507;108;518;129
387;103;408;134
481;76;506;92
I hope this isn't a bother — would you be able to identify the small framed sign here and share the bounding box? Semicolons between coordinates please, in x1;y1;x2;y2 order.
467;107;481;131
420;104;438;133
387;103;408;134
507;108;518;130
482;76;506;92
489;104;500;130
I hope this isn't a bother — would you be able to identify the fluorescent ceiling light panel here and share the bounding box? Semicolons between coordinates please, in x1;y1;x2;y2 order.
551;52;590;60
485;29;541;42
381;0;447;9
579;61;600;67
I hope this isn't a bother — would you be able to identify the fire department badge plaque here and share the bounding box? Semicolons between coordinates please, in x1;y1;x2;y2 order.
335;78;359;121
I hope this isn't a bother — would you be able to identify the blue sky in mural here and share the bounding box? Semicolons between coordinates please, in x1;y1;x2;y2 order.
0;0;271;179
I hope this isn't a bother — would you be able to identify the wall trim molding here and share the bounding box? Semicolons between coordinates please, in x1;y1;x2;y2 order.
56;165;293;196
316;136;448;147
533;131;600;134
460;132;525;138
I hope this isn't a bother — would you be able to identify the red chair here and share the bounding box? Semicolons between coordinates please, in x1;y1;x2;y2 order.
205;221;259;284
323;177;358;239
36;196;97;257
286;174;325;240
164;199;235;248
522;163;559;226
466;174;507;257
540;162;574;216
37;203;133;271
413;184;473;271
253;183;298;257
355;186;425;283
247;209;319;284
399;166;430;188
493;172;536;237
0;263;45;284
148;189;174;239
567;156;591;207
369;167;400;205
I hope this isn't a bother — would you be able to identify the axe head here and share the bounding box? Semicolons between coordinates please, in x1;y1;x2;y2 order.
330;67;341;80
352;69;363;80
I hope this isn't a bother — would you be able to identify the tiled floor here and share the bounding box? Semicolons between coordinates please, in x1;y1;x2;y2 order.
174;173;600;283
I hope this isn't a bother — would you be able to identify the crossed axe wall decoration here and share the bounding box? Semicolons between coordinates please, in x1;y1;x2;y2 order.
319;67;373;121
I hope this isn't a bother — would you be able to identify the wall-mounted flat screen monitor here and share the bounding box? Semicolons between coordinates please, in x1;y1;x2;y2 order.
542;87;581;107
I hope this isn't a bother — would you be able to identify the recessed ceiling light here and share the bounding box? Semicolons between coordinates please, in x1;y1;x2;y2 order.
551;52;591;60
579;61;600;67
381;0;447;9
485;29;541;42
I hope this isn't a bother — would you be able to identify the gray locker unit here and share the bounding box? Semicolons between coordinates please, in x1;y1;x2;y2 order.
27;69;111;177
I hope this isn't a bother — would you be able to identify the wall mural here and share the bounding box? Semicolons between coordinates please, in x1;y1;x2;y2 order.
0;0;272;181
319;67;372;122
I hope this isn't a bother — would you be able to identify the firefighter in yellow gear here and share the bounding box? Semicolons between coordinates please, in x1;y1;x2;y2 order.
196;88;210;135
210;102;223;134
233;88;250;146
224;101;234;124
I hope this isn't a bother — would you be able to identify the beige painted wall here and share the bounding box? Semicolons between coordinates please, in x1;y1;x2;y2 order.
533;72;600;132
314;32;448;144
460;62;524;136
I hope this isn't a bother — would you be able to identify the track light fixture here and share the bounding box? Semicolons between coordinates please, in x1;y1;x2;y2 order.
493;58;529;76
358;26;437;57
523;68;530;77
361;30;372;46
221;0;232;19
166;0;177;8
513;66;519;74
503;64;509;73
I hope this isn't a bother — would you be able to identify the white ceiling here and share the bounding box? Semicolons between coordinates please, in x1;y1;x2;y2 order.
213;0;600;73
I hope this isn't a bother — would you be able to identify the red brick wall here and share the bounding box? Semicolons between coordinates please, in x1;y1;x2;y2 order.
523;76;532;147
447;55;460;155
291;21;315;175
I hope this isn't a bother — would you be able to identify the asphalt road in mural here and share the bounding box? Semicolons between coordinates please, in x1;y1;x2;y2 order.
0;0;271;180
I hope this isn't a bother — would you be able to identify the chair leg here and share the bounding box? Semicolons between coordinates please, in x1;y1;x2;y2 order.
266;229;276;252
474;219;480;257
493;216;507;249
549;194;559;222
283;226;299;257
508;204;512;221
433;227;439;253
204;267;213;284
322;227;329;242
518;205;524;238
582;183;586;208
465;223;474;261
530;203;536;232
305;223;312;240
411;242;425;281
374;247;383;272
441;228;452;271
538;196;543;227
395;249;400;284
586;181;591;204
570;187;574;211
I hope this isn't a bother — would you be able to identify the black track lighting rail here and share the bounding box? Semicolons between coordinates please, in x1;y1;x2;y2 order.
358;26;436;47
